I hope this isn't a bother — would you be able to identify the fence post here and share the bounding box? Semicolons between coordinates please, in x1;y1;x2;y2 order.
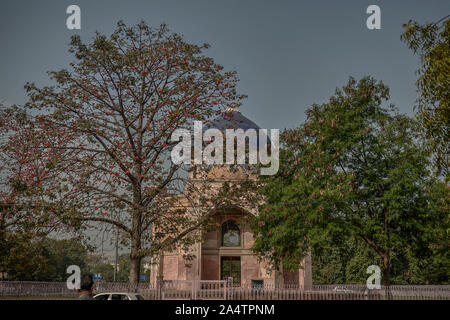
192;280;197;300
156;275;164;300
226;277;233;300
223;280;227;300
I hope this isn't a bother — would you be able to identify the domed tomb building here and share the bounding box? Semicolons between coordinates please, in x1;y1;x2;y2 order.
150;108;312;289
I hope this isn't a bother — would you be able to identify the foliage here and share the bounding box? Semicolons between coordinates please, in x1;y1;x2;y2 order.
90;263;115;282
40;238;90;281
401;16;450;177
86;253;150;282
0;235;90;281
312;237;380;284
1;21;246;286
115;254;150;282
252;77;447;289
311;236;448;285
0;105;62;238
0;232;51;281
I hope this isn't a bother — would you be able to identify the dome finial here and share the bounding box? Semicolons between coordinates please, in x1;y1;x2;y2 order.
225;105;239;113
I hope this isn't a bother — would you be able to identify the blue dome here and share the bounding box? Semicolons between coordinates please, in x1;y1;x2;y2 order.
204;109;261;132
202;108;270;148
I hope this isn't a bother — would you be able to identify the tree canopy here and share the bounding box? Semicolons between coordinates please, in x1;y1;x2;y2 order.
252;77;448;293
1;21;246;286
401;16;450;177
0;236;89;281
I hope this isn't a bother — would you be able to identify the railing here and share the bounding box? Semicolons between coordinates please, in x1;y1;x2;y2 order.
197;280;227;300
160;280;227;300
161;280;193;299
1;281;449;300
232;289;383;300
0;281;77;299
312;284;450;299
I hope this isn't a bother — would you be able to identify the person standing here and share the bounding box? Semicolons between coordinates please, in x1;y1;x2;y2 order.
77;274;96;300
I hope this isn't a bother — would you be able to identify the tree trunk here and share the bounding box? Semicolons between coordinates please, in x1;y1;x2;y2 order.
382;253;392;300
383;207;392;300
129;236;141;290
129;209;142;290
129;183;143;290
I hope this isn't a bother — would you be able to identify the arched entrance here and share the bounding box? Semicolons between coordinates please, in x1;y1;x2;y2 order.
200;205;260;286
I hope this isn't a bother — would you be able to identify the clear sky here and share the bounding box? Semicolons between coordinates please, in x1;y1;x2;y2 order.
1;0;449;253
1;0;449;131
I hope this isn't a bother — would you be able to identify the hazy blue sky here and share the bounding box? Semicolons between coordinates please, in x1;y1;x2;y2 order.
1;1;449;253
1;0;449;131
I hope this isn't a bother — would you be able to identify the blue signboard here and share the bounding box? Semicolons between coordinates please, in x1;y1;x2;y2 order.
139;275;147;281
93;273;102;281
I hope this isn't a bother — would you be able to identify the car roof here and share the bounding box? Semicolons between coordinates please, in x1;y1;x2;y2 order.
94;292;140;295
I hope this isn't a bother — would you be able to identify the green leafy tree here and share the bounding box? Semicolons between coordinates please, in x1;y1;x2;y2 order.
40;238;90;281
0;233;51;281
311;236;441;285
87;253;150;282
116;254;150;282
0;235;90;281
406;181;449;284
401;16;450;176
252;77;446;296
311;237;378;285
310;238;350;284
343;239;381;284
90;263;115;282
117;254;132;282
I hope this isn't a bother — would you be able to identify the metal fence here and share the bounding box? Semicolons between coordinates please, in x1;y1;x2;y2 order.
312;284;450;299
0;281;78;299
158;280;228;300
1;281;449;300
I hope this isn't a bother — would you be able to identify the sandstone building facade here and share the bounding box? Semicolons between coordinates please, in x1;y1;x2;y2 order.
151;109;312;288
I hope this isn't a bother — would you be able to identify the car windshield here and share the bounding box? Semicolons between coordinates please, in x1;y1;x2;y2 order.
135;294;145;300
